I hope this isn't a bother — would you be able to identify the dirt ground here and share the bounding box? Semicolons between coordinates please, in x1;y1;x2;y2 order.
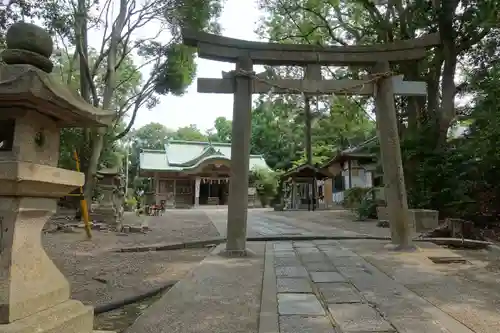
43;210;220;308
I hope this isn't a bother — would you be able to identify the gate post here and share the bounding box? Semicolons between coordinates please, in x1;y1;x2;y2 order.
373;61;413;250
225;55;253;255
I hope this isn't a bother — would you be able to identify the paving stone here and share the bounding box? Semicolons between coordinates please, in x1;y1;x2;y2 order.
299;253;327;263
293;241;316;248
336;267;391;291
359;287;430;318
296;247;321;254
277;278;313;293
278;293;325;315
390;317;457;333
274;242;294;251
313;240;341;246
322;248;358;257
279;315;336;333
303;261;336;272
317;282;364;304
328;255;367;268
311;271;346;283
328;303;395;332
274;257;302;267
276;266;309;277
275;250;297;258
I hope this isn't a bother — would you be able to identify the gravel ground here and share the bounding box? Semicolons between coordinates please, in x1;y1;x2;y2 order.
42;209;220;313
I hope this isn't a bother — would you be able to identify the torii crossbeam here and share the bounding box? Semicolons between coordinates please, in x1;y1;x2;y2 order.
197;73;427;96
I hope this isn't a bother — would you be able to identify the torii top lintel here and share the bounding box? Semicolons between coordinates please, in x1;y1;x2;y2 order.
182;30;440;66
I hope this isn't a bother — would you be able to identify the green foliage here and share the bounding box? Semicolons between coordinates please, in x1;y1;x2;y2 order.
153;44;197;96
166;0;223;33
342;187;372;209
249;167;279;207
343;187;377;220
208;117;232;142
356;195;378;221
251;94;374;170
255;0;500;224
172;124;208;141
125;197;137;211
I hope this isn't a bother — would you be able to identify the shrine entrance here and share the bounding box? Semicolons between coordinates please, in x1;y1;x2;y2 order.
198;177;229;206
182;28;440;253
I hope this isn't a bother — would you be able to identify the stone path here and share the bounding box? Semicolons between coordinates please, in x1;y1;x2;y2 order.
270;210;393;238
203;208;315;237
126;239;479;333
264;240;474;333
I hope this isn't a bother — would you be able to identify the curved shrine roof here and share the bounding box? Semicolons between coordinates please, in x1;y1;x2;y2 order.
139;140;269;173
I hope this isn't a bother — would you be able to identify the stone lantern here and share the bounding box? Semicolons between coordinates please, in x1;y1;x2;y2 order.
0;22;114;333
92;167;123;230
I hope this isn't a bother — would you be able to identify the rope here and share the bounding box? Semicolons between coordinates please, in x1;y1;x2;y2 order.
232;68;393;96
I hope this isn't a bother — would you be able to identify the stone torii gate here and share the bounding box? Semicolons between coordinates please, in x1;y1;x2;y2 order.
182;30;440;254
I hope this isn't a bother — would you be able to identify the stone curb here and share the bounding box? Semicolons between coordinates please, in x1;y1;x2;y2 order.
115;238;225;252
114;235;492;253
93;280;178;314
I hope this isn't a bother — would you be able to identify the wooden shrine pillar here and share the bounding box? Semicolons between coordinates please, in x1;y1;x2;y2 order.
373;61;413;249
225;56;253;255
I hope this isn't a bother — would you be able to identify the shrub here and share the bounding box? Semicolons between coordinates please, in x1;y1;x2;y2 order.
343;187;377;221
250;167;278;207
125;197;137;211
343;187;371;208
356;193;378;220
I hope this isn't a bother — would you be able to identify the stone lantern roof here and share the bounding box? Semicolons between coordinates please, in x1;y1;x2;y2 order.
0;22;114;127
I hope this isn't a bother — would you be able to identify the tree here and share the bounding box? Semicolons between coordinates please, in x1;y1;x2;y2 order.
133;122;174;149
214;116;232;142
249;167;279;207
171;124;208;141
256;0;500;217
20;0;224;202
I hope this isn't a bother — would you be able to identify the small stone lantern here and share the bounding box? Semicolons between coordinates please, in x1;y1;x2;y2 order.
0;23;113;332
92;167;122;230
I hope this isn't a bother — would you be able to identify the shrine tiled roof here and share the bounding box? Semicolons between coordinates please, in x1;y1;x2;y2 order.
320;137;378;168
139;140;270;172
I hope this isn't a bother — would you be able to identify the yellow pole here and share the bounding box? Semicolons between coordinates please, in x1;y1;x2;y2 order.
73;150;92;239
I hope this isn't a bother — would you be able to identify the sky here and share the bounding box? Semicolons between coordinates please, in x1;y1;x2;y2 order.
129;0;265;133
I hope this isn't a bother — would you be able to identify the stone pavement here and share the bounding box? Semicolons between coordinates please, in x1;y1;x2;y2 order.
204;208;317;237
203;208;366;238
126;239;480;333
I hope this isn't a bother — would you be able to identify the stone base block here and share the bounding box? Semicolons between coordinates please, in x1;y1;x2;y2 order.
409;209;439;232
0;300;93;333
384;243;419;252
91;206;121;230
376;206;389;220
217;248;256;258
376;207;439;233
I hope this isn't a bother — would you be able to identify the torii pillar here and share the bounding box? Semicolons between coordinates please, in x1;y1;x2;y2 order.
373;62;413;250
224;56;254;256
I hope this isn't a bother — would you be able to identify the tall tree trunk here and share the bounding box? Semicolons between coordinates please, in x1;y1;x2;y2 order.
83;0;128;202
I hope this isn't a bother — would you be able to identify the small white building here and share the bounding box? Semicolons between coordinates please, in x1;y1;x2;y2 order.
320;138;381;205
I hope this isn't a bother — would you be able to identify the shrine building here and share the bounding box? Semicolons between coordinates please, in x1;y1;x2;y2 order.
139;140;270;208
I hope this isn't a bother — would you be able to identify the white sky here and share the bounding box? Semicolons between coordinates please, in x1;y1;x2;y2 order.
130;0;265;132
